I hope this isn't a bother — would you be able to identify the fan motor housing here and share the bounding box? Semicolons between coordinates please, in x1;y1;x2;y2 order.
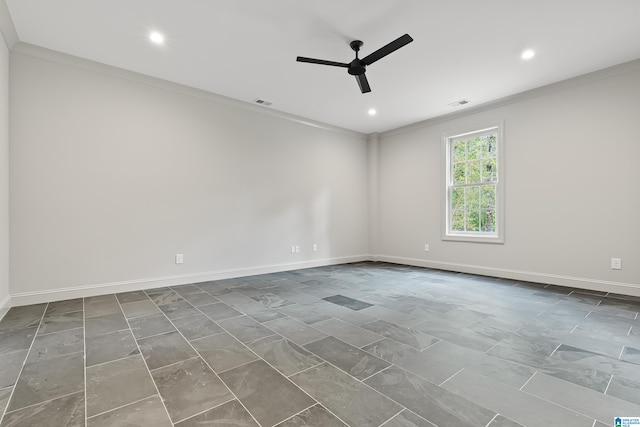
348;60;366;76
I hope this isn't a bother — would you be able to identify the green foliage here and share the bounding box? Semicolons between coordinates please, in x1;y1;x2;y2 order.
449;131;498;233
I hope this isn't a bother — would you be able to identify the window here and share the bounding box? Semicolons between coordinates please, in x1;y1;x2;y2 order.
443;123;504;243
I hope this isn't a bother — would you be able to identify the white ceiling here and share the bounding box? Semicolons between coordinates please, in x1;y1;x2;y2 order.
5;0;640;134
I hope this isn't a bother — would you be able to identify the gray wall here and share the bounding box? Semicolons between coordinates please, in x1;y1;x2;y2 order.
5;41;640;306
9;47;369;304
375;63;640;295
0;32;8;314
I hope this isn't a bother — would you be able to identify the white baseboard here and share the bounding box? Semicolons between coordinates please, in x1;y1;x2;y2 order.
0;294;10;321
9;255;369;306
8;253;640;307
374;255;640;297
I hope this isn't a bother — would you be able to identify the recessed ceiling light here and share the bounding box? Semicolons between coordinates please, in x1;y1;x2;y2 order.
521;49;535;60
368;109;377;116
149;31;165;45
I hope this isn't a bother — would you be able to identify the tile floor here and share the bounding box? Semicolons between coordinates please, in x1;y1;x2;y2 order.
1;262;639;426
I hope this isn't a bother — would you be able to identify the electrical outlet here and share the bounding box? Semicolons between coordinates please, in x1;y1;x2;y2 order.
295;246;300;253
175;253;184;264
312;243;318;252
424;244;430;252
611;258;622;270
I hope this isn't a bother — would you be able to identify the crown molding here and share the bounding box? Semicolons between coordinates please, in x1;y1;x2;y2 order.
11;42;366;139
0;0;18;48
381;58;640;138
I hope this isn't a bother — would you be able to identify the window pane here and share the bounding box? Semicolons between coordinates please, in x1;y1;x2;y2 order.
453;141;466;163
481;185;496;209
481;209;496;232
451;187;465;209
466;210;480;231
451;209;465;232
481;133;497;158
467;138;481;160
453;163;465;185
482;158;497;182
466;186;480;209
467;161;481;184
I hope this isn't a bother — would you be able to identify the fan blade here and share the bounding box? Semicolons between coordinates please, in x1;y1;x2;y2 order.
356;74;371;93
361;34;413;66
296;56;350;68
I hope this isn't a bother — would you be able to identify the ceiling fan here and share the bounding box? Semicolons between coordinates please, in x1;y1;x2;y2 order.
296;34;413;94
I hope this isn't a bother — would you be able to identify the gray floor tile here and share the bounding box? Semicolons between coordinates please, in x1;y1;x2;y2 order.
26;328;84;363
115;290;150;304
38;311;83;335
190;332;258;373
85;311;128;338
0;304;46;332
151;357;233;423
442;369;594;427
86;354;157;417
358;305;426;328
322;294;374;311
236;300;288;323
175;399;258;427
8;352;84;412
129;312;176;339
0;327;36;355
198;302;243;321
84;295;120;318
607;375;640;406
138;330;198;370
44;298;84;316
488;415;525;427
120;300;160;318
179;291;220;307
1;391;84;427
383;410;435;427
363;338;461;385
171;284;206;296
487;342;612;393
4;263;640;427
0;350;28;389
277;304;332;325
413;320;510;352
220;360;316;427
314;303;376;326
365;366;495;427
263;317;327;346
361;319;440;350
172;313;224;340
290;362;401;427
87;395;172;427
0;386;12;416
276;404;346;426
158;300;200;320
304;336;390;380
522;371;640;425
86;329;139;366
252;293;296;309
216;291;256;307
249;334;323;377
218;315;275;343
312;318;384;348
417;339;537;388
148;290;184;306
621;346;640;364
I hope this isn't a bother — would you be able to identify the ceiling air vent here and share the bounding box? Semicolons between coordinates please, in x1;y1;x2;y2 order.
448;99;470;107
254;98;273;106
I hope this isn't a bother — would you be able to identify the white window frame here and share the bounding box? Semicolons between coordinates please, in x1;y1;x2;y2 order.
442;122;504;243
